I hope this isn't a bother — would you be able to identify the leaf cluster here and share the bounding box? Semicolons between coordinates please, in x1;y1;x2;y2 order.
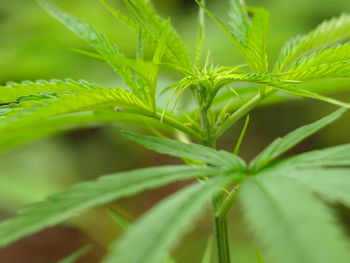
1;0;350;263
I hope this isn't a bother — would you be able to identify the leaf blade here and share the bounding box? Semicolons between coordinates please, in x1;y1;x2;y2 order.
102;176;231;263
123;131;246;170
249;107;347;171
240;175;350;263
0;165;223;247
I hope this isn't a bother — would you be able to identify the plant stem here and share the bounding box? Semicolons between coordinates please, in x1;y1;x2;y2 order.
125;109;205;143
214;89;276;139
200;104;214;147
213;194;231;263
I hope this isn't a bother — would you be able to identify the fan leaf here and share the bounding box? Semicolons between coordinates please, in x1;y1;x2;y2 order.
123;131;246;170
0;165;225;247
249;107;347;171
102;176;232;263
274;13;350;72
240;175;350;263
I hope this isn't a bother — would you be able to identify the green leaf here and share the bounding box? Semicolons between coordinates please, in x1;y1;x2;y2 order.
102;176;232;263
0;112;155;153
0;79;97;104
272;84;350;108
108;209;130;230
249;107;347;171
256;252;265;263
0;165;223;247
57;245;92;263
201;237;213;263
240;175;350;263
228;1;269;71
196;0;269;72
274;143;350;169
274;13;350;72
266;168;350;208
287;42;350;72
123;131;246;170
262;145;350;208
102;0;190;70
0;81;150;134
194;0;206;67
284;60;350;81
233;114;250;155
36;0;154;102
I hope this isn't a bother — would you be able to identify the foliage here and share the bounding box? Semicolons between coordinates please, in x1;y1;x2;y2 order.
0;0;350;263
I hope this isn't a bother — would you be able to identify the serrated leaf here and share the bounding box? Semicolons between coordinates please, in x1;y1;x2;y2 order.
240;175;350;263
249;107;347;171
0;82;150;134
37;0;154;103
102;0;190;70
102;176;232;263
0;79;97;104
0;112;152;153
284;60;350;81
0;165;224;247
272;84;350;108
123;131;246;170
287;42;350;72
266;168;350;208
229;1;269;72
275;143;350;169
196;0;269;72
274;13;350;72
57;245;92;263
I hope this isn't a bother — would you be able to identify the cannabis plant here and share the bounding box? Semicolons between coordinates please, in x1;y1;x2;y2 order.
1;0;350;262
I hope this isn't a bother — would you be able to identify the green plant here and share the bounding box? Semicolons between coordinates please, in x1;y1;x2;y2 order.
1;0;350;262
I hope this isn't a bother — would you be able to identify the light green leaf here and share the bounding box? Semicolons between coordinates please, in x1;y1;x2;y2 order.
274;13;350;72
256;252;265;263
244;7;269;72
0;112;156;153
266;168;350;208
272;84;350;108
249;107;347;171
284;60;350;81
108;209;130;230
240;175;350;263
197;0;269;72
102;0;190;70
0;165;223;247
102;176;232;263
37;0;153;101
0;82;150;134
229;0;269;71
287;42;350;72
57;245;92;263
274;143;350;169
201;237;213;263
123;131;246;170
0;79;97;104
229;1;269;72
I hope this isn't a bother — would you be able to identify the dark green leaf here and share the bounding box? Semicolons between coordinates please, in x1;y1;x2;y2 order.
249;107;347;171
0;165;223;247
123;131;246;170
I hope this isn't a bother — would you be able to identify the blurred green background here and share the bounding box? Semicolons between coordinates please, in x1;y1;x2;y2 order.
1;0;350;262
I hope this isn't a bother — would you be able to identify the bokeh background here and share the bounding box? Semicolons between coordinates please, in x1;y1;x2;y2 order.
1;0;350;262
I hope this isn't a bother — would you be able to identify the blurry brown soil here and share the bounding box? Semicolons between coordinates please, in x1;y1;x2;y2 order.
0;226;104;263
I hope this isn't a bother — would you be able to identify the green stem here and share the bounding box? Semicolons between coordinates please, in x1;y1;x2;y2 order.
125;109;205;143
213;194;231;263
214;89;275;139
201;105;214;147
